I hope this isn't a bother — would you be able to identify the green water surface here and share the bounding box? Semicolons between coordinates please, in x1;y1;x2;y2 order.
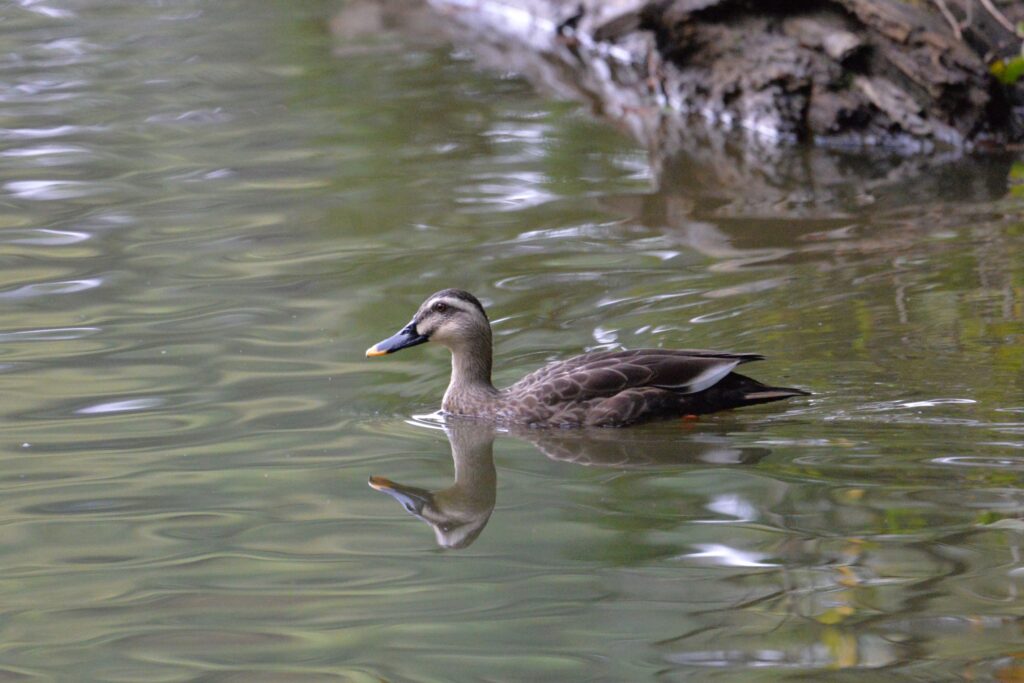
1;1;1024;680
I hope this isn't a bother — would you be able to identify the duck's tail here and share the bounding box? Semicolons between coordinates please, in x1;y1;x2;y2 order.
697;372;810;412
729;372;811;405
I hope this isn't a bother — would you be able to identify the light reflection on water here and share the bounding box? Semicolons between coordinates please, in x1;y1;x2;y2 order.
0;0;1023;680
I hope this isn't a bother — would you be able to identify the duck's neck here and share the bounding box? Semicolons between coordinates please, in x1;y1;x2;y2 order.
443;331;497;412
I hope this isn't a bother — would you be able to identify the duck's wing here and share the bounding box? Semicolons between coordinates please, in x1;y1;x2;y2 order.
509;349;762;404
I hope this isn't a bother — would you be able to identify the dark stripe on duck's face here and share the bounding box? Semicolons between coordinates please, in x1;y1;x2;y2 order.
365;319;429;357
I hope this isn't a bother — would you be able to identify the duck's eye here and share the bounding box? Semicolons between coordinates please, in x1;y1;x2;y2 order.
432;302;448;314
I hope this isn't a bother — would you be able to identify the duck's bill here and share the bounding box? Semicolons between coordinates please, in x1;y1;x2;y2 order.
365;322;428;357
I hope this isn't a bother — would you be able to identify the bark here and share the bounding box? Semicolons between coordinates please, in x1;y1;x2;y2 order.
420;0;1024;150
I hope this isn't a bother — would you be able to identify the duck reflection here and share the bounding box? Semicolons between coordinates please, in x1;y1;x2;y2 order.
369;418;768;549
370;421;497;549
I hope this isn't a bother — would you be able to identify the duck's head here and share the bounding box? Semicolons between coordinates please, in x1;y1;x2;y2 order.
365;289;490;357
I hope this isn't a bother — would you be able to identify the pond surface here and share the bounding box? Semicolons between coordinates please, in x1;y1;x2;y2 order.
2;0;1024;680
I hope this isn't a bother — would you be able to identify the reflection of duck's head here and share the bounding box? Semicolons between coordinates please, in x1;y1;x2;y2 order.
369;420;497;549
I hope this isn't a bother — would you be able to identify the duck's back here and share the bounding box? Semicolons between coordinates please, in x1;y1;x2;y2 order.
499;349;796;427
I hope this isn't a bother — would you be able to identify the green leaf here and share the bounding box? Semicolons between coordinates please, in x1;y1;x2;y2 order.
991;56;1024;85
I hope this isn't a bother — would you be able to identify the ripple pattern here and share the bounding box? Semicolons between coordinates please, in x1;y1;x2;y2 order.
0;0;1023;680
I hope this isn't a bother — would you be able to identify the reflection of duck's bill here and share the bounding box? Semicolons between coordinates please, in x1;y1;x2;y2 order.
368;476;432;515
368;475;396;491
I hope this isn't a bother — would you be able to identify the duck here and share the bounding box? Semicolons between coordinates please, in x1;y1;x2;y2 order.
365;289;809;427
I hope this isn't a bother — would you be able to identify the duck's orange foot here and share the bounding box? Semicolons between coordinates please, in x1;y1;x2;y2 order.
681;414;700;421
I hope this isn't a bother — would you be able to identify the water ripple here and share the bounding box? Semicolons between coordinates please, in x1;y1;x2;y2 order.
15;1;76;19
145;108;234;125
0;327;100;342
675;543;777;568
5;180;109;200
689;304;759;323
0;125;105;140
1;144;90;158
0;278;102;298
902;398;978;408
23;496;162;516
76;398;164;416
931;456;1024;470
1;228;91;245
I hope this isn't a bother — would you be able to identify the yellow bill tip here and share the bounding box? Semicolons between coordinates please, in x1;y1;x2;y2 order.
365;344;388;358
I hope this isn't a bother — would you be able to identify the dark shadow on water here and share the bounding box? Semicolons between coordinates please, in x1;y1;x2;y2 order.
368;417;769;549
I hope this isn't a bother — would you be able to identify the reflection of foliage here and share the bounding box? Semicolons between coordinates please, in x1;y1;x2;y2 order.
1011;162;1024;197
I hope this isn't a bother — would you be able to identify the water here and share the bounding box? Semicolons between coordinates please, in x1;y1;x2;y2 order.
1;0;1023;679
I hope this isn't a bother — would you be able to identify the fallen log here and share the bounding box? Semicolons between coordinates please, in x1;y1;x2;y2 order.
425;0;1024;150
331;0;1019;212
